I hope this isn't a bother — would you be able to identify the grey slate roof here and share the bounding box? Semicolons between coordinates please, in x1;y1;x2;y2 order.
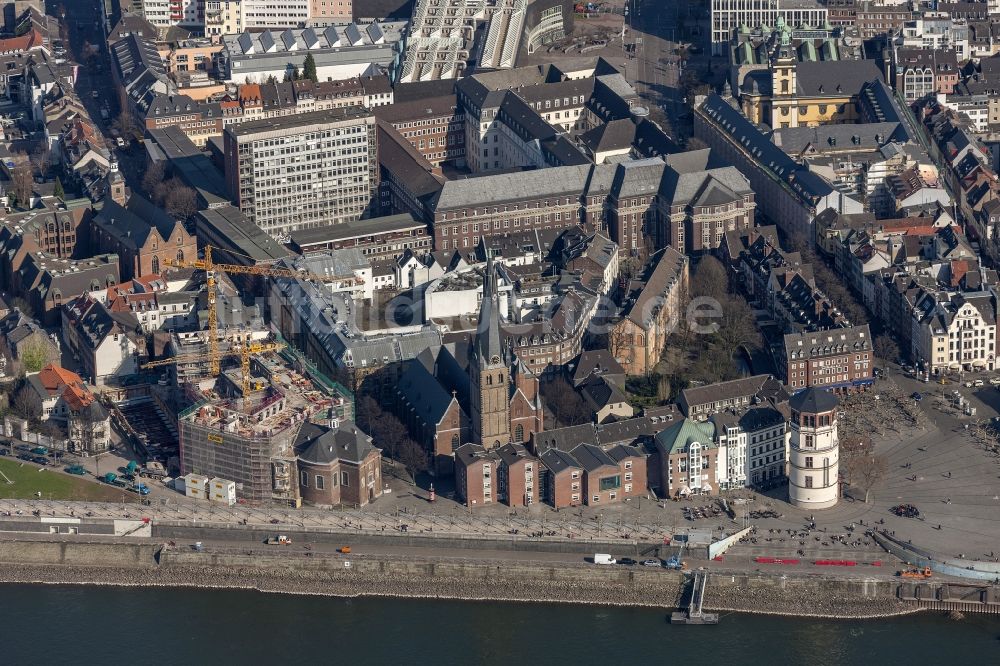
788;387;839;413
659;166;752;206
194;206;290;264
794;60;883;97
611;157;665;199
396;361;458;428
570;442;617;471
532;423;598;453
295;421;378;465
434;164;593;210
539;447;582;474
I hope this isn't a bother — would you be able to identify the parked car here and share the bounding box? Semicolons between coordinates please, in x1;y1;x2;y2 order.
974;379;984;387
641;559;662;567
618;557;637;566
910;392;922;401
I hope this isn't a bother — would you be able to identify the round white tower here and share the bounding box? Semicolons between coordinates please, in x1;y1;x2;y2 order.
788;388;840;510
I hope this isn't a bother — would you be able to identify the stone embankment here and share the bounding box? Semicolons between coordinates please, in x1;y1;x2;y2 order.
703;575;919;619
0;540;921;618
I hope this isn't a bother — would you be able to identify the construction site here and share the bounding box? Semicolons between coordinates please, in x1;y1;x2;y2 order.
177;341;354;503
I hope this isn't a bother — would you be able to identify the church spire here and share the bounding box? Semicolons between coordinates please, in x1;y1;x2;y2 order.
475;255;504;366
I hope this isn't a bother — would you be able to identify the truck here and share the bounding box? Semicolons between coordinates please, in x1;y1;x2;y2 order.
102;472;127;488
140;461;166;480
266;535;292;545
664;555;687;570
898;566;932;579
127;482;151;496
594;553;616;565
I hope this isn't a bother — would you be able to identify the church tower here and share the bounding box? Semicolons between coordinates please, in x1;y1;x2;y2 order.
469;258;511;449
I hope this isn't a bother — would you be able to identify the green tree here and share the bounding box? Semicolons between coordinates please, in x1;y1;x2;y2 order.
302;53;318;83
53;176;65;201
18;337;52;373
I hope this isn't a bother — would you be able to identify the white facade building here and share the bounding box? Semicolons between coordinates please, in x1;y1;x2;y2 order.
710;0;829;55
788;388;840;510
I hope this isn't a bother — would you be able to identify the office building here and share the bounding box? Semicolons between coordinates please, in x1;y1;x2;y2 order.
224;106;378;236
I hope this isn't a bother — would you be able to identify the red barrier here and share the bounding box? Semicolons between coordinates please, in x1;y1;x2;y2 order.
871;561;882;567
814;560;858;566
713;555;724;562
755;557;800;565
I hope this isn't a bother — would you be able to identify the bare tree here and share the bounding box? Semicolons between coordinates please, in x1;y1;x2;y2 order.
142;160;166;198
840;433;888;501
11;385;41;424
164;182;199;221
397;437;428;479
30;144;51;176
11;159;34;207
874;334;900;371
853;454;889;503
690;255;728;301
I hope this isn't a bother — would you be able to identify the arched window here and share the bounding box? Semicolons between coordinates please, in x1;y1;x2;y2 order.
451;434;459;449
64;221;72;231
151;256;160;274
514;424;524;442
176;249;184;262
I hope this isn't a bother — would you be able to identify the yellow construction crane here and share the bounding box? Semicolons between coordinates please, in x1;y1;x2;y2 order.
164;245;348;376
142;340;286;398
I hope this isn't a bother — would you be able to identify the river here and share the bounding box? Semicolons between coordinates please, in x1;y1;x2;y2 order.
3;585;998;664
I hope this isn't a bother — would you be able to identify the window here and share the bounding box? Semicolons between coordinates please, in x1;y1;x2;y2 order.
300;471;308;487
315;475;325;490
514;424;524;442
341;471;349;486
592;495;599;502
599;475;621;491
805;476;813;488
805;457;813;468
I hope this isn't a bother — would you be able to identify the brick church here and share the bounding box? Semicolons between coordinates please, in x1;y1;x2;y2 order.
395;259;544;473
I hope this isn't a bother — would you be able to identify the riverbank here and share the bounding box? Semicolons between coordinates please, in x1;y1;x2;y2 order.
0;538;925;619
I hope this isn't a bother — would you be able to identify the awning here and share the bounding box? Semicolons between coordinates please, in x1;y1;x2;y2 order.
973;359;987;368
948;362;961;369
702;482;713;492
679;485;691;495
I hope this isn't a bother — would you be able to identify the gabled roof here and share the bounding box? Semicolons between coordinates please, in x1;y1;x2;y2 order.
539;447;582;474
654;417;717;455
570;442;618;471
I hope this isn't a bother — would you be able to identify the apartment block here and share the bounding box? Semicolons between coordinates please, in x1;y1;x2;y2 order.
224;106;378;236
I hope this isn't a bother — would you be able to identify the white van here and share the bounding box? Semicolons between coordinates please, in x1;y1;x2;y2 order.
594;553;616;565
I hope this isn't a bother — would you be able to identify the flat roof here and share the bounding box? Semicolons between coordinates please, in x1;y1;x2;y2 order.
227;106;373;137
290;213;425;247
145;125;229;208
195;205;291;264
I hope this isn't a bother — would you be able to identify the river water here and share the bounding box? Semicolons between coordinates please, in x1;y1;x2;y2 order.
3;585;999;664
